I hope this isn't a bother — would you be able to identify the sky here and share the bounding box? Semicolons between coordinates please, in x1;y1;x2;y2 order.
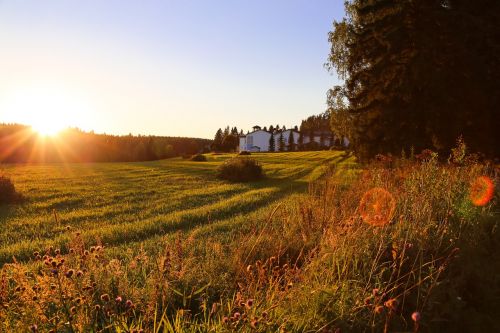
0;0;345;139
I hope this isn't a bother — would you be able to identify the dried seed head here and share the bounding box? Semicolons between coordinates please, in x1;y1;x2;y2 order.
384;298;399;311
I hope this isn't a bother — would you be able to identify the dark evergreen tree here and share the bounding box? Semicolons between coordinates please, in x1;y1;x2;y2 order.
269;133;276;152
212;128;223;151
269;125;275;133
278;132;285;152
327;0;500;159
288;131;296;151
298;131;304;151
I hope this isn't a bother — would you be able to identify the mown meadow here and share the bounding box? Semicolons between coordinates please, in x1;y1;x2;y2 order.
0;149;498;332
0;151;355;264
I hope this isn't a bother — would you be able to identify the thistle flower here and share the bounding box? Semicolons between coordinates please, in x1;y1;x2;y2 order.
233;312;241;320
126;300;134;308
115;296;123;303
384;298;399;311
246;299;254;308
222;316;229;324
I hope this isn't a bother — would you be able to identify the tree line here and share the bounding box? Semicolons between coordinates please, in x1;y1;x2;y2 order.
0;124;211;163
327;0;499;160
212;117;337;153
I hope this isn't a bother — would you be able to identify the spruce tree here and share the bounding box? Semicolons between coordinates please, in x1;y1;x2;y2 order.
212;128;223;151
269;133;275;152
288;131;295;151
298;131;304;151
278;132;285;152
327;0;500;159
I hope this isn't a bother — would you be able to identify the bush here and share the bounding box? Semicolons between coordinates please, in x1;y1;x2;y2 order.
181;154;192;159
238;151;251;155
0;176;22;204
190;154;207;162
216;157;263;182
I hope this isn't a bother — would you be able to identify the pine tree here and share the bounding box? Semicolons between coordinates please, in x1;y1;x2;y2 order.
288;131;295;151
269;125;274;133
278;132;285;152
212;128;223;151
268;133;275;152
298;131;304;151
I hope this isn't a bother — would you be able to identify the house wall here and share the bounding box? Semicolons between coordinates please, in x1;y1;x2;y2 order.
240;130;271;152
238;130;346;152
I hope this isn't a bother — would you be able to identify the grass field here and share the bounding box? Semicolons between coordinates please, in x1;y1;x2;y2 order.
0;151;355;264
1;150;498;332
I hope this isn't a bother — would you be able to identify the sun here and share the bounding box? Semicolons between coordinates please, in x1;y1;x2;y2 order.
0;83;91;137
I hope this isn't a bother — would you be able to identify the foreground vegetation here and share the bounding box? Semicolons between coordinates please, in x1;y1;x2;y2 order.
0;150;498;332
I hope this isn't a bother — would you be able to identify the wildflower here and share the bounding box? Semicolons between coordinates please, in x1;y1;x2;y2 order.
246;299;254;308
32;296;38;301
69;248;75;254
222;316;229;324
33;251;39;257
90;246;96;253
84;250;89;256
95;304;101;311
51;261;57;268
55;249;60;255
261;311;268;319
70;306;77;314
30;324;38;332
411;311;421;322
115;296;123;303
374;305;384;314
100;294;110;302
126;300;134;308
76;270;83;277
66;225;71;231
246;265;253;272
250;319;259;328
51;269;59;276
233;312;241;320
384;298;399;311
372;288;380;296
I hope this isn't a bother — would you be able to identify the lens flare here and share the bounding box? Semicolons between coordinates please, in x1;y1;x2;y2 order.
359;187;396;226
469;176;494;206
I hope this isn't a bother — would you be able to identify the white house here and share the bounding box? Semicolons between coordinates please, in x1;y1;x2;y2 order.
238;126;345;152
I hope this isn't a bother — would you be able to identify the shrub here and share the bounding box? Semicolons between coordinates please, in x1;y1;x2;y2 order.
0;175;22;204
216;157;263;182
181;154;192;159
238;151;251;155
190;154;207;162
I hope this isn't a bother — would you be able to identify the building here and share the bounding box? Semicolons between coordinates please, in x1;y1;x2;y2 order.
238;126;346;152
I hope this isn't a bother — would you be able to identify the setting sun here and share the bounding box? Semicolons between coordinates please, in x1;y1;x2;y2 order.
1;83;92;137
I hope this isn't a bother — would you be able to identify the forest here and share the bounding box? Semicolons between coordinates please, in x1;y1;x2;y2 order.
0;123;211;163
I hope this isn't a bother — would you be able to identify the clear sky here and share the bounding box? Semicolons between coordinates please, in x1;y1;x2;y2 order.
0;1;345;139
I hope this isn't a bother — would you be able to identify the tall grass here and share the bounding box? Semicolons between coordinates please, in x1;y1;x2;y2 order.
0;151;497;332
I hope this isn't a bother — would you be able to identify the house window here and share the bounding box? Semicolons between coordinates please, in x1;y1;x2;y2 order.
247;136;253;145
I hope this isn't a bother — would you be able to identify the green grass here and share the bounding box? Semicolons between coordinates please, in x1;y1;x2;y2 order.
0;151;355;264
